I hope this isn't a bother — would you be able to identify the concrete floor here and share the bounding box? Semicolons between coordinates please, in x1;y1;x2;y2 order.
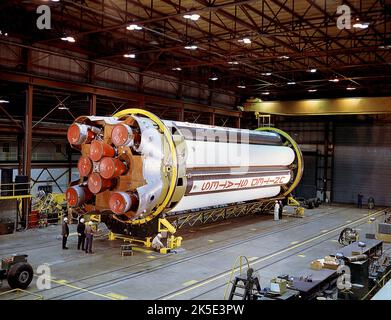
0;204;389;300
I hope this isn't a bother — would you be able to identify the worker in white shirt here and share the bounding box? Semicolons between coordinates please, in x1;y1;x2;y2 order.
152;233;164;251
274;200;280;221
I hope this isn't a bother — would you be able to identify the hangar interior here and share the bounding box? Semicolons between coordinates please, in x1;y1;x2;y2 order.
0;0;390;300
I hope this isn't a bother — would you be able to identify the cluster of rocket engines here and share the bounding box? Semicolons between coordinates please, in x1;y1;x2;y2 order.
65;112;300;226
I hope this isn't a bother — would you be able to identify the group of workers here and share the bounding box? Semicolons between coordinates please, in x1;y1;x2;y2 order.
61;217;95;253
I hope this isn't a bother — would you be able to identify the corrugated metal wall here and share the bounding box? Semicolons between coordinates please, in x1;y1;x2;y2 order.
294;153;317;199
333;124;391;206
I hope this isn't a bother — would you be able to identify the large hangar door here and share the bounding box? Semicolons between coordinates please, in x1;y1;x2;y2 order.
295;152;317;199
333;124;391;206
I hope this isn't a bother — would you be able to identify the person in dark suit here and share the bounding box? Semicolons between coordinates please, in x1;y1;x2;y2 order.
357;193;363;208
62;217;69;250
77;218;86;250
85;221;95;254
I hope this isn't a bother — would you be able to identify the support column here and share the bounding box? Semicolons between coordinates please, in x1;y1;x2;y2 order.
235;117;241;129
22;84;33;228
89;93;96;115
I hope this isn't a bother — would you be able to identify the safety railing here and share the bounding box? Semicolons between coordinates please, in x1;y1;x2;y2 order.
0;182;32;200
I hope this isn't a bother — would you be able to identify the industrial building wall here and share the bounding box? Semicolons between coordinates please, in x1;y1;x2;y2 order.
333;124;391;206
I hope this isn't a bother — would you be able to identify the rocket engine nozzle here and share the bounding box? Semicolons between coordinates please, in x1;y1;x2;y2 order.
109;191;138;214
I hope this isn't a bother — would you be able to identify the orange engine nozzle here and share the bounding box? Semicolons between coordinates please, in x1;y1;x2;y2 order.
89;140;116;162
87;173;114;194
111;123;134;147
65;185;93;207
99;157;127;179
67;123;96;145
109;192;138;214
77;156;93;177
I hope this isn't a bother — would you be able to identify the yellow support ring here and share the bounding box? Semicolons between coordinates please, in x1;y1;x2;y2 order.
112;108;178;225
256;127;304;196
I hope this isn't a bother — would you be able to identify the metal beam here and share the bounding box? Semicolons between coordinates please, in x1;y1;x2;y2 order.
0;70;241;118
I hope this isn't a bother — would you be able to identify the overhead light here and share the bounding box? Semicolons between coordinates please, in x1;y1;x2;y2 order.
261;92;270;95
237;85;246;89
51;0;60;2
379;45;391;49
61;36;75;43
346;87;356;91
209;76;218;81
183;14;200;21
287;81;296;85
228;61;239;65
329;78;339;83
0;99;9;103
262;72;272;76
0;30;8;37
123;53;136;58
308;68;317;73
279;55;290;59
172;67;182;71
238;38;251;44
308;89;317;93
184;44;198;50
127;24;142;31
58;105;68;110
353;19;369;29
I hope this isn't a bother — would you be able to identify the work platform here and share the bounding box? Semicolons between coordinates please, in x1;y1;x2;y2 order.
0;204;389;300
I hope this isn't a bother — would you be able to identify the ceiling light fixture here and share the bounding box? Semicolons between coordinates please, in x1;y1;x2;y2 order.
279;55;290;59
184;44;198;50
346;86;356;91
61;36;75;43
183;13;200;21
172;67;182;71
308;68;317;73
127;24;143;31
329;78;339;83
308;89;317;93
237;85;246;89
261;92;270;95
287;82;296;85
262;72;272;76
209;76;218;81
123;53;136;58
0;99;9;103
238;38;251;44
228;61;239;65
353;19;370;29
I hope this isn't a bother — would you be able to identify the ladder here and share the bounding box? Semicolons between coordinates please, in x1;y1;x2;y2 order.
228;271;262;300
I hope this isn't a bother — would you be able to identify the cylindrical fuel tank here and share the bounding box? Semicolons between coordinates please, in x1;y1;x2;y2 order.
65;109;303;226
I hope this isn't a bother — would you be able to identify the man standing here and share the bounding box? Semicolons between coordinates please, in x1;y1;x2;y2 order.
357;193;363;209
62;217;69;250
274;201;280;221
278;200;283;220
77;218;86;251
85;221;95;254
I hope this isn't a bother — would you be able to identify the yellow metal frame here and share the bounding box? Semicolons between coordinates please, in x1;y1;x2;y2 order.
256;127;304;197
112;108;178;226
107;218;183;253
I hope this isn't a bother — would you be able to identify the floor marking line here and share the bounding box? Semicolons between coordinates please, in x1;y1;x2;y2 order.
161;209;385;300
43;277;119;300
183;280;198;286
